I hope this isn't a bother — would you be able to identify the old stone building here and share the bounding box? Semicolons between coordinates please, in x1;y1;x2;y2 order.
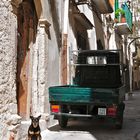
0;0;116;139
0;0;55;139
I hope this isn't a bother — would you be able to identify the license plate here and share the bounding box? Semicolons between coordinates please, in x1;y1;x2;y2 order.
98;108;106;116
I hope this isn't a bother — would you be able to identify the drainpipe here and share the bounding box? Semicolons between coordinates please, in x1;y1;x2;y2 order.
61;0;69;84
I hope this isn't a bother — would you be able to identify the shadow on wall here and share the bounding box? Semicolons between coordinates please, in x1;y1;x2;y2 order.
48;0;61;50
69;1;90;50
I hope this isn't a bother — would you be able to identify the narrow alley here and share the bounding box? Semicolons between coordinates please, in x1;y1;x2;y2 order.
0;0;140;139
41;91;140;140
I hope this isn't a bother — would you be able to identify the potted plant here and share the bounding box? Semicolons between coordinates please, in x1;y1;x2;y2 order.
115;8;126;23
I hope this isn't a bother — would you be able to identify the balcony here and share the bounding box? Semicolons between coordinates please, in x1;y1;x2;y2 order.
75;0;113;14
114;3;132;35
74;12;93;29
91;0;113;14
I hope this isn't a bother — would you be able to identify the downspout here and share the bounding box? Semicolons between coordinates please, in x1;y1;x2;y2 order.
61;0;69;84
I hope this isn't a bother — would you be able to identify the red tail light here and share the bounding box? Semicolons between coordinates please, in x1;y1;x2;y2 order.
107;106;117;116
51;105;60;113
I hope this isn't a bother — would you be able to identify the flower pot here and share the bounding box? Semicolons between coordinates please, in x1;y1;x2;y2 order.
121;17;126;23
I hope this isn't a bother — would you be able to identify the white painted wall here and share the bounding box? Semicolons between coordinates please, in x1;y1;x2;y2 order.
0;0;106;139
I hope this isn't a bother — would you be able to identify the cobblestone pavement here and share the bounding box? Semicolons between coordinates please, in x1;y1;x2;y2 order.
42;91;140;140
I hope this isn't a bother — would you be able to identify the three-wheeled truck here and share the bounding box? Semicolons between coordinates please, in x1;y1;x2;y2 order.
49;50;126;129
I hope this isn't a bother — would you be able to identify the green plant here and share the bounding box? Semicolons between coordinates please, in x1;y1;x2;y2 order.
115;8;125;18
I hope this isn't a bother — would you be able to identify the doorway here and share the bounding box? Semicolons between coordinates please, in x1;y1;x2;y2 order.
17;0;38;118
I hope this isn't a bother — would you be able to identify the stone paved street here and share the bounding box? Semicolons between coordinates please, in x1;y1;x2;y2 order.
41;91;140;140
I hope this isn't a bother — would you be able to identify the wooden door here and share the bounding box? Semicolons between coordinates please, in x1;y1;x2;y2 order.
17;0;37;117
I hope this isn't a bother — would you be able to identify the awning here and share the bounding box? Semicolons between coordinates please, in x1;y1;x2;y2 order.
74;12;94;29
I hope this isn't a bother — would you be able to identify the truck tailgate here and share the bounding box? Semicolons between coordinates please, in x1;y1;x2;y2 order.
49;85;93;103
49;85;124;104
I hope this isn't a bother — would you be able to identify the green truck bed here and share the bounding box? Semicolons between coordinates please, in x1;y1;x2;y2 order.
49;85;125;104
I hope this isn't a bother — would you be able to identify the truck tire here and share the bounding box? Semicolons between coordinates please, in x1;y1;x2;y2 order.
115;103;125;129
115;116;123;129
58;116;68;128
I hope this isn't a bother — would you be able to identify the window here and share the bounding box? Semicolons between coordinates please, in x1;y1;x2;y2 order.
87;56;107;64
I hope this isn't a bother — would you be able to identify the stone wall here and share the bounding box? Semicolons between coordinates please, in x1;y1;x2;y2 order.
0;0;20;139
0;0;102;139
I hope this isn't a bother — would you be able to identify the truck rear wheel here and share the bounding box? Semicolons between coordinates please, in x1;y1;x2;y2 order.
115;103;125;129
58;116;68;128
115;112;124;129
115;116;123;129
